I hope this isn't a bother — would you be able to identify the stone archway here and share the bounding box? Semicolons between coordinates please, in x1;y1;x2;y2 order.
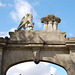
0;14;75;75
6;61;67;75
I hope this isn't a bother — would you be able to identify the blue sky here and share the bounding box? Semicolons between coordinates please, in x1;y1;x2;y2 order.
0;0;74;75
0;0;75;37
6;62;67;75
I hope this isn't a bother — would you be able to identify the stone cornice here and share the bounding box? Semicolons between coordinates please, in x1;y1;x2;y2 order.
66;37;75;49
5;43;67;50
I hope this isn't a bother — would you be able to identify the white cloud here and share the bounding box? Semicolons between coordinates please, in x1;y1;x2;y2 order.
0;32;8;37
0;27;16;37
9;27;16;32
10;0;36;22
10;0;42;28
0;2;6;7
50;66;57;75
6;62;57;75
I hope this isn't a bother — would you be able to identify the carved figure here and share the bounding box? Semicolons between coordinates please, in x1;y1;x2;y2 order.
17;14;34;30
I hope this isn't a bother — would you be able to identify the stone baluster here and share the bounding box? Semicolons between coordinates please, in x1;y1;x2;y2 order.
43;21;48;31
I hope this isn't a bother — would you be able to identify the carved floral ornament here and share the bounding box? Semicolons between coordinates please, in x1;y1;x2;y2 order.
41;14;61;31
41;14;61;23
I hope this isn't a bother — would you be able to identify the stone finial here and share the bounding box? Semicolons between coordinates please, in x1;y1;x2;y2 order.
41;14;61;31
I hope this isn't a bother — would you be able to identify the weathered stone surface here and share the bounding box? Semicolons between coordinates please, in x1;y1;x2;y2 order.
17;14;34;30
9;30;66;44
0;30;75;75
0;13;75;75
41;14;61;31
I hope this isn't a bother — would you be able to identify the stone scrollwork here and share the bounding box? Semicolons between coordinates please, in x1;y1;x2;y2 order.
41;14;61;31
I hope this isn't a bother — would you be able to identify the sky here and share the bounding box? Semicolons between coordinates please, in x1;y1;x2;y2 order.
6;62;67;75
0;0;75;37
0;0;75;75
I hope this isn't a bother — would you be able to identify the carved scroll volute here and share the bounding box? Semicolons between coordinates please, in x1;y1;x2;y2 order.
32;48;40;64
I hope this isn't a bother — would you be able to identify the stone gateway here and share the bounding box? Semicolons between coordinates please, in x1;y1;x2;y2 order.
0;14;75;75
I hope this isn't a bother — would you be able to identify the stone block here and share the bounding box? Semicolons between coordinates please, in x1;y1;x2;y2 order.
9;30;66;44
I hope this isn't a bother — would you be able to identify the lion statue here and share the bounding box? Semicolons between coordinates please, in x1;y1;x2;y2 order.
17;14;34;30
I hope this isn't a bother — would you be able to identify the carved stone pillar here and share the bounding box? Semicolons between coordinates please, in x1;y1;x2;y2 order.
53;21;58;30
47;20;53;31
53;17;61;30
41;17;48;31
43;21;48;31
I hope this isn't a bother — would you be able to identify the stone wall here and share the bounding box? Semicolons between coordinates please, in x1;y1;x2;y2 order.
0;30;75;75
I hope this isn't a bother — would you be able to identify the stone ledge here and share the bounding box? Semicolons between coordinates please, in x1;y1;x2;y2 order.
9;30;66;45
6;44;67;49
70;37;75;40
